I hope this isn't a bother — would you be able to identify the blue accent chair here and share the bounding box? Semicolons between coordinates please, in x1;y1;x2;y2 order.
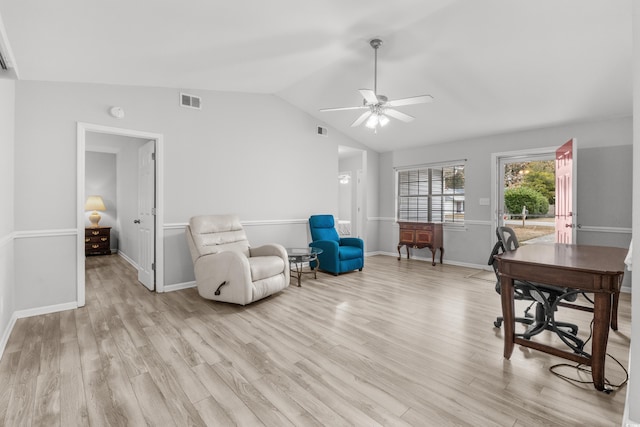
308;214;364;275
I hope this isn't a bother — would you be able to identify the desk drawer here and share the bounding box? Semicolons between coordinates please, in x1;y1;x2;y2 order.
415;230;433;245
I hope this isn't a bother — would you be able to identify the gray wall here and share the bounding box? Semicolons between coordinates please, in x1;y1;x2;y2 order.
378;116;633;267
11;80;371;308
0;79;15;347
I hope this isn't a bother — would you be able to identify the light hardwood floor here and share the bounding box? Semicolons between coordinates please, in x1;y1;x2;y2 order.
0;254;631;426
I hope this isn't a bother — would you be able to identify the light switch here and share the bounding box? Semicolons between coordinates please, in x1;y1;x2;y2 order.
479;198;490;206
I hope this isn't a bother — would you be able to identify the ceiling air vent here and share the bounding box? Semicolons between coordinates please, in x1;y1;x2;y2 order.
317;126;328;137
180;92;201;110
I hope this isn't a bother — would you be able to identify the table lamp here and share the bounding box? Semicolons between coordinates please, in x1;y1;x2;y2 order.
85;195;106;228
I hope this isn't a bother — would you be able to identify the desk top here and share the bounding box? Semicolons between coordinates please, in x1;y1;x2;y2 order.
498;243;627;275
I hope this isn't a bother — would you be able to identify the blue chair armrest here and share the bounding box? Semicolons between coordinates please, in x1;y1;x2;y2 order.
339;237;364;249
309;240;339;254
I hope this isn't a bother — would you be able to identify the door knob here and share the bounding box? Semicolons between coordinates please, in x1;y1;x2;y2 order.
134;219;140;224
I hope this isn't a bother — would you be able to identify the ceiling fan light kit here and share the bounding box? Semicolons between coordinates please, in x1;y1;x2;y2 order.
320;38;433;132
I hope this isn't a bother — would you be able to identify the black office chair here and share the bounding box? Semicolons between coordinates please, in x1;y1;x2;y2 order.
489;226;585;353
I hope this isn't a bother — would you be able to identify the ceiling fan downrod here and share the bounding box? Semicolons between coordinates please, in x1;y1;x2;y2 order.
370;38;382;96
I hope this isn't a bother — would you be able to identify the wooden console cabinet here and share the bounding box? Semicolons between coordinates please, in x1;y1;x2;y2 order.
85;227;111;256
397;222;444;266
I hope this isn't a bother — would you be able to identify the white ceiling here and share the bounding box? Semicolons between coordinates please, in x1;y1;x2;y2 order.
0;0;632;152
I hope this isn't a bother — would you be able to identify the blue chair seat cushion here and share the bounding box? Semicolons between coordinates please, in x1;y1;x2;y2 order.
338;245;362;260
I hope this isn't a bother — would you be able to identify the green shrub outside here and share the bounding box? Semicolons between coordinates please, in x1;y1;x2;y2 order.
504;186;549;216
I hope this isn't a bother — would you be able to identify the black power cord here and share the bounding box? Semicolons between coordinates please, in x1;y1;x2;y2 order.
549;320;629;393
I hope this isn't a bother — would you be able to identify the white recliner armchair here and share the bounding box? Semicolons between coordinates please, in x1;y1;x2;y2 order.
185;214;290;305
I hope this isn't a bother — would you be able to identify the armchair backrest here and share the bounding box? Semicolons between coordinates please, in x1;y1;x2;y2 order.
188;214;250;259
309;215;339;243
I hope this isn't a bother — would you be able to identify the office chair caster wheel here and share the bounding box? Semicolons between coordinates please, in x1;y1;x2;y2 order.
494;319;502;328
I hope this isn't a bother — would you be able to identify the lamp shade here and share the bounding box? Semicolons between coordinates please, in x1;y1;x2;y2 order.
85;195;106;228
85;195;106;211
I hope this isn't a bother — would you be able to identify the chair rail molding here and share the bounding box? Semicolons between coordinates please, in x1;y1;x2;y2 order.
164;218;309;230
13;228;77;239
578;225;632;234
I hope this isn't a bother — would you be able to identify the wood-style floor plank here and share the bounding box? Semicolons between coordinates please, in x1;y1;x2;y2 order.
0;253;631;426
59;340;89;427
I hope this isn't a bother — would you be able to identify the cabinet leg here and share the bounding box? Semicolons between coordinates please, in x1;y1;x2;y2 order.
397;245;402;260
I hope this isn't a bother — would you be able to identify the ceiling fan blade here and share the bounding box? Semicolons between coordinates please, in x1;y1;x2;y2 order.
359;89;378;105
320;106;368;112
386;95;434;107
385;109;415;123
351;111;372;127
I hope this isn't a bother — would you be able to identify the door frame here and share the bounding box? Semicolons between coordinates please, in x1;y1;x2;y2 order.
76;122;165;307
490;146;556;244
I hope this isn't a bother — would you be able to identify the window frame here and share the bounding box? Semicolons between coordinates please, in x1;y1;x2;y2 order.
395;160;466;225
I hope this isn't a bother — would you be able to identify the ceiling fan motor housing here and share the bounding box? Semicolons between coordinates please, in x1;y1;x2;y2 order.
370;38;383;49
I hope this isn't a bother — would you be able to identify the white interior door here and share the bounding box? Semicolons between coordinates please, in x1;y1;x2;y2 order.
137;140;155;290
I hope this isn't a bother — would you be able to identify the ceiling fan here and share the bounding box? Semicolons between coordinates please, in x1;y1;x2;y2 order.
320;38;433;131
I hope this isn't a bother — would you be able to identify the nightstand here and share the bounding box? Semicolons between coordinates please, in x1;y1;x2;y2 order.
85;227;111;256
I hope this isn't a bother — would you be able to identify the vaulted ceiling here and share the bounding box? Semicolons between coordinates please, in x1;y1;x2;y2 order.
0;0;632;152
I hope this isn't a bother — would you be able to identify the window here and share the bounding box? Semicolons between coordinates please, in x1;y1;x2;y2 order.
397;163;465;223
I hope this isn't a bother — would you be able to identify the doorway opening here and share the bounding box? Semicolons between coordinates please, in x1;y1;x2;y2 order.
338;146;366;239
491;139;577;247
500;156;555;244
77;123;164;307
492;147;557;246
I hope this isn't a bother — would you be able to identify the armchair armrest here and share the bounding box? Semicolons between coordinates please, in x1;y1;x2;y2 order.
250;243;287;261
194;250;252;303
309;239;339;254
340;237;364;249
250;243;290;284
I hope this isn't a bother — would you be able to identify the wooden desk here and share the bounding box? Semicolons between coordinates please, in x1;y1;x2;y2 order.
496;243;627;391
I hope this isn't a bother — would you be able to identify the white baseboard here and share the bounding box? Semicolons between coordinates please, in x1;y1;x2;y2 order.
0;313;17;359
163;281;196;293
14;301;78;319
118;251;138;269
0;301;78;360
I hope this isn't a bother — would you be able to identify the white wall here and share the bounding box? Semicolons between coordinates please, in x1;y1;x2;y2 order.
12;80;369;308
378;116;633;266
625;2;640;423
0;79;15;352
